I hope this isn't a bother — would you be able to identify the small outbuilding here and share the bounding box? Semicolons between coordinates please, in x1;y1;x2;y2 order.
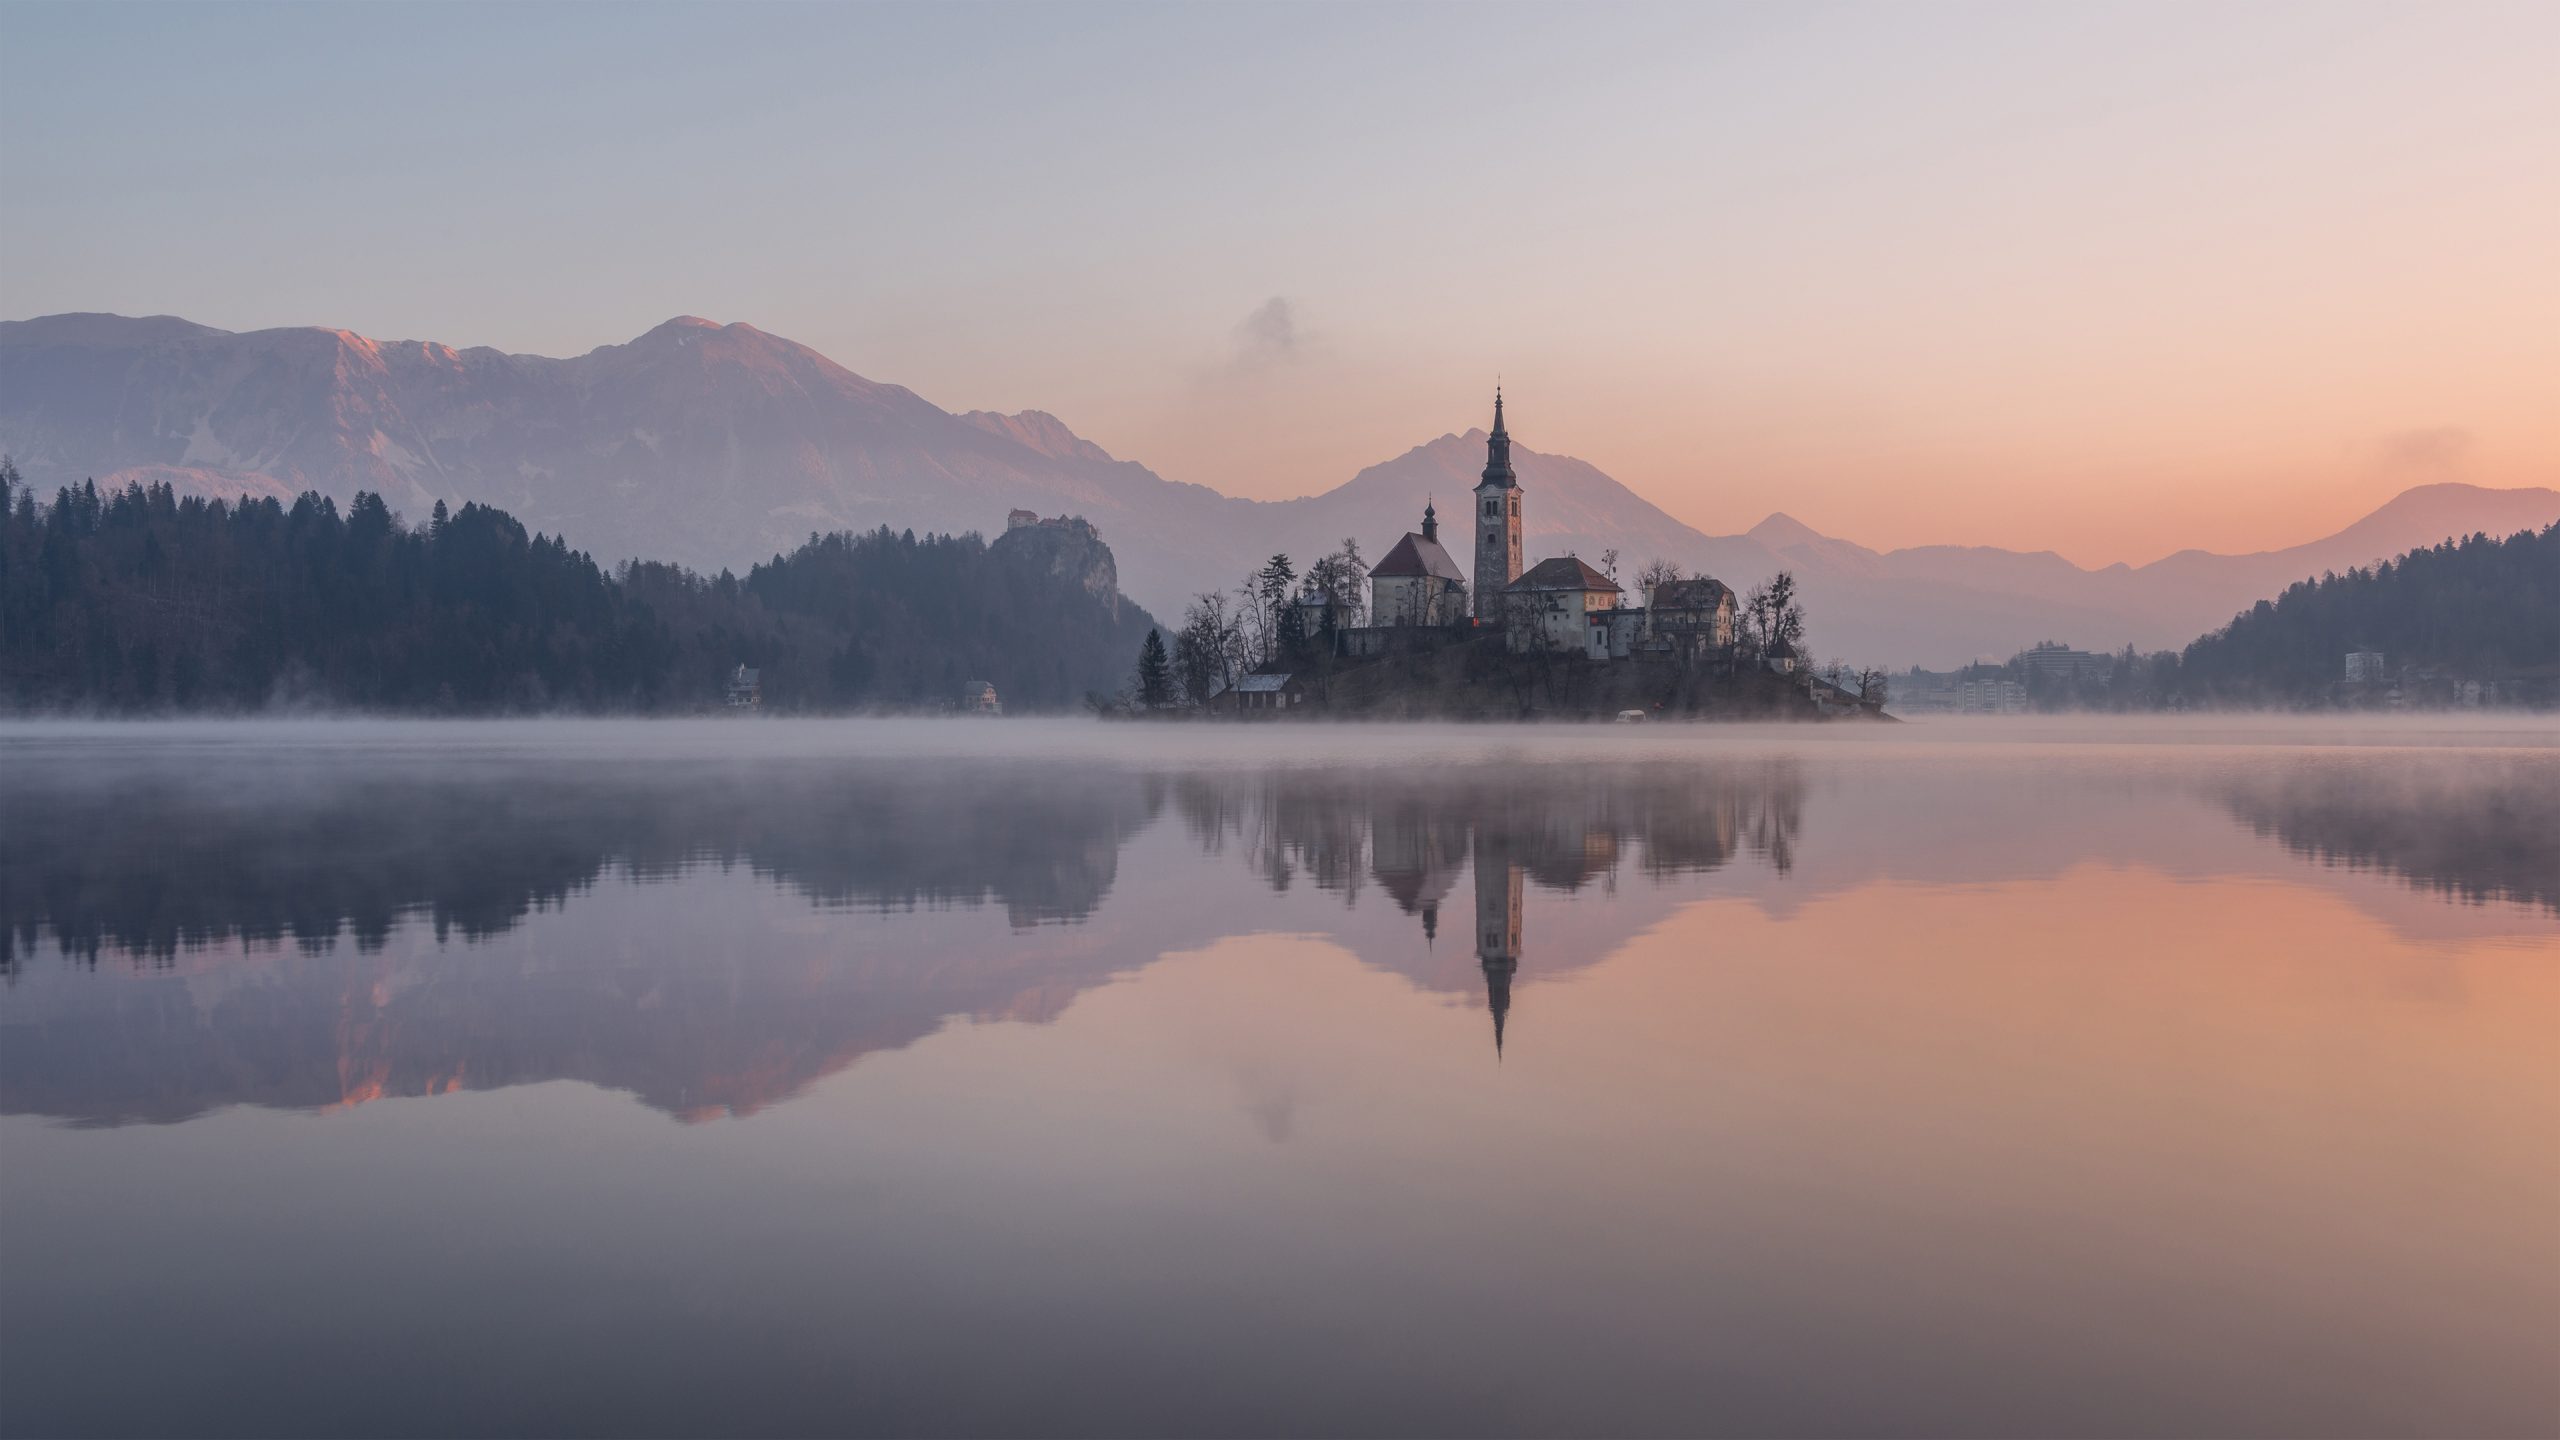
1224;671;1309;714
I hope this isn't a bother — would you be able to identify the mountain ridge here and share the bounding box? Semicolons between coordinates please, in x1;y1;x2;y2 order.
5;310;2551;665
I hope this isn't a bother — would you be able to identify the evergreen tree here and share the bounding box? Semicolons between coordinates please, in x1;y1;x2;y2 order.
1135;628;1173;708
2173;524;2558;705
0;483;1160;714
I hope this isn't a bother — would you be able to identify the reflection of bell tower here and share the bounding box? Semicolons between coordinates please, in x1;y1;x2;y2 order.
1474;842;1524;1058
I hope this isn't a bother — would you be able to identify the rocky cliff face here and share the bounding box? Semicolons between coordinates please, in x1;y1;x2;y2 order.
991;514;1121;616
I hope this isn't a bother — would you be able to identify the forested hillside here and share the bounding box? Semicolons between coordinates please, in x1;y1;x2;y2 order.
2176;523;2559;704
0;463;1158;713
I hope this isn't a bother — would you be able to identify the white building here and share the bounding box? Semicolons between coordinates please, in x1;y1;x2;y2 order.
2346;651;2386;683
1500;556;1623;656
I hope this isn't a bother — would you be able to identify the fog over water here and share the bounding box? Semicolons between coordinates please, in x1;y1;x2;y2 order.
3;717;2554;1437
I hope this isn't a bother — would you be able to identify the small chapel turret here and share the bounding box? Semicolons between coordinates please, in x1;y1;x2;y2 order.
1472;389;1523;620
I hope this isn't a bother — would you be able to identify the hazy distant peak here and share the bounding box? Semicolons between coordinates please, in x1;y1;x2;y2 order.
1;312;230;347
2350;481;2559;536
958;409;1119;465
626;315;764;351
1746;512;1827;548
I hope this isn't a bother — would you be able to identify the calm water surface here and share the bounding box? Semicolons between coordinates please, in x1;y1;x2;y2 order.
3;718;2555;1438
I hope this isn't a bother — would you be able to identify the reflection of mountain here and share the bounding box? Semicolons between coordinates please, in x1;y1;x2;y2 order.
6;736;2549;1130
1;752;1814;1126
2220;757;2560;914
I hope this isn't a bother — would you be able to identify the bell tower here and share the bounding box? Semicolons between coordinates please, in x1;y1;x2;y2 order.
1472;389;1522;620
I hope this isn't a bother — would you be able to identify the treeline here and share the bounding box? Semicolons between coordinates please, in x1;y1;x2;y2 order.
1925;523;2560;711
0;463;1158;712
2176;523;2558;703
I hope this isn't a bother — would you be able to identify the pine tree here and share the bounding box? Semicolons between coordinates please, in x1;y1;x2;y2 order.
1135;628;1173;708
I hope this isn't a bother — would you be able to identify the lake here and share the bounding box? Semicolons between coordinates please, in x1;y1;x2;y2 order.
2;718;2554;1438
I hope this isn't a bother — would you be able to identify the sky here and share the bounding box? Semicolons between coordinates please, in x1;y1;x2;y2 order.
3;1;2554;565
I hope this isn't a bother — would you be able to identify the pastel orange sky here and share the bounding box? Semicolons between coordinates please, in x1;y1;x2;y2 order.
4;2;2553;563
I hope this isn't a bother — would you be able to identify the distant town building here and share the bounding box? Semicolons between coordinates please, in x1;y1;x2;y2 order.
2019;641;2115;684
1369;502;1469;627
725;664;761;709
1958;676;2027;713
1763;636;1799;674
959;680;1002;714
2346;650;2386;683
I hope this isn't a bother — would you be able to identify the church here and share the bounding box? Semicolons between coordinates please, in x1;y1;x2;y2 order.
1361;391;1735;662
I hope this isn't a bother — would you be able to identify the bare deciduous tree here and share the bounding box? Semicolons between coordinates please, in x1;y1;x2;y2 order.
1635;557;1681;602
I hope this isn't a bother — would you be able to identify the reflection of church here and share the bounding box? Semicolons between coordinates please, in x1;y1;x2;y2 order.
1191;761;1807;1065
1474;840;1523;1058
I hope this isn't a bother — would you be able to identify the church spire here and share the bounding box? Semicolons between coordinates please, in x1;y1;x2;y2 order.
1480;387;1516;488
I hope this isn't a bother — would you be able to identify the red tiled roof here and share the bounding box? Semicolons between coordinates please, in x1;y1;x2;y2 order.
1503;556;1622;593
1652;577;1732;609
1369;531;1468;582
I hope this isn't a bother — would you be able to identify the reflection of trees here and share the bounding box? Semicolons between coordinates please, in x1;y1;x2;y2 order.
2221;760;2560;914
1;763;1160;969
1;760;1165;1127
0;752;1809;1127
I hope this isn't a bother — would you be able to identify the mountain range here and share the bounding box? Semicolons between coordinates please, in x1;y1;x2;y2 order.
6;311;2552;666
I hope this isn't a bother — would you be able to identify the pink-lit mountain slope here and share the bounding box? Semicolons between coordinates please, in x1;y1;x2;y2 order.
6;312;2551;666
0;312;1259;608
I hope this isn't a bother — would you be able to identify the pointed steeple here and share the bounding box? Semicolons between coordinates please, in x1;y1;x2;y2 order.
1421;499;1439;544
1484;956;1514;1060
1480;387;1516;489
